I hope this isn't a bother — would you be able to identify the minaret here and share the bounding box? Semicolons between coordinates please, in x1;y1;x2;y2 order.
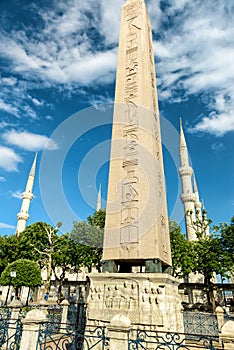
16;153;37;236
179;119;197;241
96;185;102;212
193;175;202;220
103;0;172;272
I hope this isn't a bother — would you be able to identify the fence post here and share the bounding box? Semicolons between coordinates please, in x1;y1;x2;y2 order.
220;320;234;349
215;306;225;331
7;299;22;346
107;314;131;350
60;299;70;329
19;309;47;350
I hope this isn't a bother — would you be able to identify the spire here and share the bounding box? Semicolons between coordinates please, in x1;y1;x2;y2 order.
179;118;189;166
178;118;196;241
29;152;38;177
96;184;102;212
16;154;37;236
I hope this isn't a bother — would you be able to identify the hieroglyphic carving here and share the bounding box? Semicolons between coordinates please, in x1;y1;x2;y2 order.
120;1;142;252
125;101;138;125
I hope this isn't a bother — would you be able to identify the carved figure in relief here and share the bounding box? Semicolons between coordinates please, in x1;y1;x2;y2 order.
125;140;137;156
124;170;138;185
120;224;138;244
127;31;138;49
113;286;122;309
105;286;113;309
149;288;159;324
123;160;138;168
126;74;137;92
129;284;138;309
124;126;138;140
125;101;138;124
126;48;138;70
122;182;138;204
121;207;138;224
142;287;151;323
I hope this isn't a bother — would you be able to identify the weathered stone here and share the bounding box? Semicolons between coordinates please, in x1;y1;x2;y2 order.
102;0;172;270
87;273;184;332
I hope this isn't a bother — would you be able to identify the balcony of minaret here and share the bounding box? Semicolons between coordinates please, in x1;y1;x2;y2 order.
178;166;193;177
180;193;195;204
22;191;34;200
17;212;30;221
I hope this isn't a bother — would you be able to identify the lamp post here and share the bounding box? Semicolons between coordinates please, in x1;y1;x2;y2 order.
4;271;16;306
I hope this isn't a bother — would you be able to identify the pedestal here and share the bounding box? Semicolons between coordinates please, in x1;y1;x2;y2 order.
87;273;183;332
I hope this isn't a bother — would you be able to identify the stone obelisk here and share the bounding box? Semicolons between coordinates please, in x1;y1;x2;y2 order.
103;0;171;272
87;0;183;332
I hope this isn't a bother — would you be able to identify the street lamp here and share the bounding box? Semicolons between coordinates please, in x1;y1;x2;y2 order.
5;271;16;306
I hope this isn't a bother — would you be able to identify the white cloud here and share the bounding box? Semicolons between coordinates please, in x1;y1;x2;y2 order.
0;176;6;182
0;0;233;136
211;142;225;152
1;77;17;86
3;130;58;151
89;94;114;111
0;147;22;172
190;112;234;136
0;99;18;115
153;0;234;136
0;223;15;229
11;190;22;199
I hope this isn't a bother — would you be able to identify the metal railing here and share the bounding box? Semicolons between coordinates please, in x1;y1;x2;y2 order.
128;329;222;350
37;323;109;350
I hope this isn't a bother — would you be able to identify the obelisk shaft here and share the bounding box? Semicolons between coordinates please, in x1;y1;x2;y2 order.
103;0;172;269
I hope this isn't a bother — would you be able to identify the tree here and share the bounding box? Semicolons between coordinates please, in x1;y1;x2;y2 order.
169;221;194;278
0;259;41;298
52;234;86;299
191;235;226;309
219;217;234;281
0;235;20;274
69;218;104;272
87;209;106;229
18;221;62;295
170;214;234;310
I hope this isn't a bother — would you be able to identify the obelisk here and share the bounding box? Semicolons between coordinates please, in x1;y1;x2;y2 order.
87;1;183;331
103;0;172;272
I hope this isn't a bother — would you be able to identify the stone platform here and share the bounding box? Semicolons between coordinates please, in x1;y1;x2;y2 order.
87;273;184;332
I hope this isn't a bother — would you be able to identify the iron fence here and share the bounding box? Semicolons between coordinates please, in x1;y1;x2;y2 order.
128;329;222;350
37;323;109;350
0;318;23;350
183;311;219;337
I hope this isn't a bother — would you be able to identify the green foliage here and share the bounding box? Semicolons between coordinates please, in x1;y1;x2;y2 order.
170;216;234;283
219;216;234;277
70;221;103;248
0;235;20;274
0;259;41;288
87;209;106;229
69;216;104;272
191;236;226;283
18;222;58;266
169;223;194;278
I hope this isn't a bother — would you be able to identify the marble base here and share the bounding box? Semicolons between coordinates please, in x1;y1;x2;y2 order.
87;273;184;332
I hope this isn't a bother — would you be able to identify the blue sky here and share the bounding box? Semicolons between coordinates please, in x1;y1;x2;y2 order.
0;0;233;235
